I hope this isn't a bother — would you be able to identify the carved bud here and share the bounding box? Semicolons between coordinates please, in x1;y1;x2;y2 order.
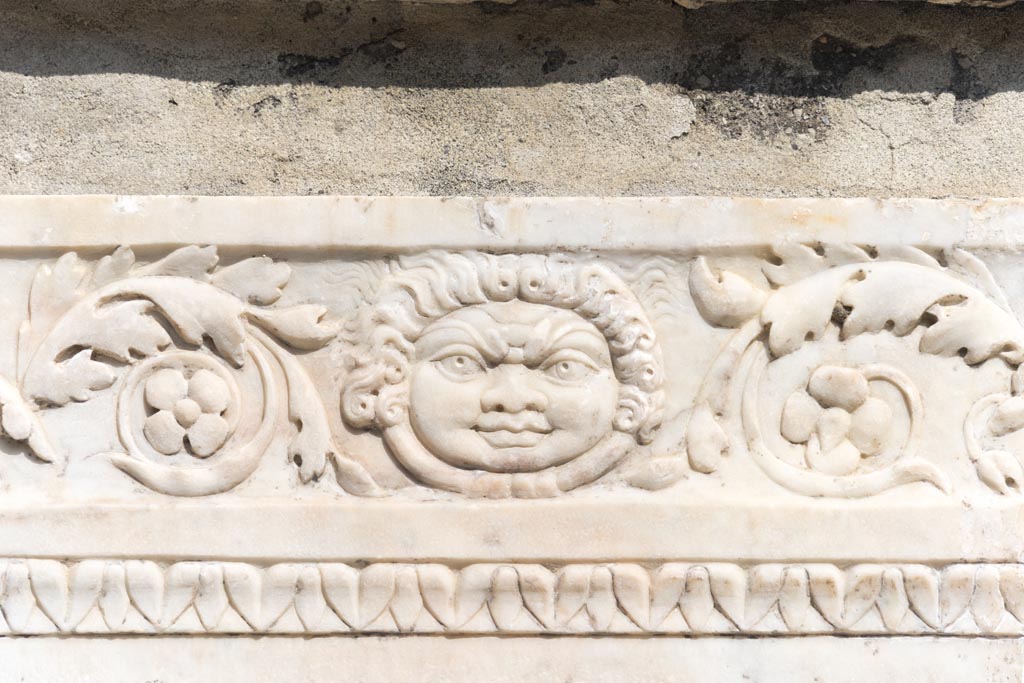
688;258;767;328
686;403;728;474
989;396;1024;437
975;450;1024;495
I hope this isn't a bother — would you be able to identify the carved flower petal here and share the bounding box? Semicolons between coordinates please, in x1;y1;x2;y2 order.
877;568;909;631
144;411;185;455
295;566;327;632
517;565;556;629
815;405;852;452
680;566;715;632
843;565;882;628
611;564;651;630
972;565;1005;633
990;395;1024;437
194;565;228;631
188;369;230;415
707;563;747;629
939;565;975;627
357;564;396;629
848;397;893;456
1;399;34;442
807;564;845;628
553;565;591;629
416;565;456;628
1001;565;1024;625
125;560;165;627
745;564;783;629
389;567;423;633
98;563;130;630
648;564;686;630
144;368;188;411
781;391;821;444
2;563;36;633
807;439;861;477
975;450;1024;495
27;560;69;630
903;565;940;629
586;567;617;631
808;366;869;412
187;414;230;458
488;566;523;631
778;567;811;632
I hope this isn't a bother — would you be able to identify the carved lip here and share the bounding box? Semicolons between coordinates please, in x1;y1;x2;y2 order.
474;428;550;448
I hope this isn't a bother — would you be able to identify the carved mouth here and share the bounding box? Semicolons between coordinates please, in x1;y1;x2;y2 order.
474;428;551;449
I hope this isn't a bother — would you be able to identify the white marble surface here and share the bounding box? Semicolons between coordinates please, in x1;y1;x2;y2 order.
0;197;1023;655
2;636;1021;683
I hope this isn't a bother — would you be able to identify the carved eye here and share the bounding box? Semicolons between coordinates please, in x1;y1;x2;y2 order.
436;354;486;379
542;354;597;382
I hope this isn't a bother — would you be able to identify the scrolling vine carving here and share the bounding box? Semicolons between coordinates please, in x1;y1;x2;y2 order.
3;243;1024;498
15;246;377;496
689;243;1024;497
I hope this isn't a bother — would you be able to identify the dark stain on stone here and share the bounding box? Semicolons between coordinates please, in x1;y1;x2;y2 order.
250;95;282;115
673;31;929;140
809;33;917;95
302;1;324;22
277;51;352;78
212;79;237;103
950;49;989;123
357;30;407;63
689;91;830;141
542;48;568;74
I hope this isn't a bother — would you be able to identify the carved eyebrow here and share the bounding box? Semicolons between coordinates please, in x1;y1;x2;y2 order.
415;319;507;361
526;322;609;366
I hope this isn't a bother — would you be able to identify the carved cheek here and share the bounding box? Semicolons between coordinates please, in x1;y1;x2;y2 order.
409;363;483;432
543;371;618;434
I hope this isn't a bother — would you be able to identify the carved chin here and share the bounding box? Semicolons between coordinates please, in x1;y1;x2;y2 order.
383;421;635;497
410;423;604;474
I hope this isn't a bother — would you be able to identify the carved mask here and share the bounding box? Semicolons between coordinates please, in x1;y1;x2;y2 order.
408;300;620;473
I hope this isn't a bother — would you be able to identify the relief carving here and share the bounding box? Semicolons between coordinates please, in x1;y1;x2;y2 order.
340;252;668;497
14;246;377;496
1;242;1024;499
689;244;1024;497
0;557;1021;636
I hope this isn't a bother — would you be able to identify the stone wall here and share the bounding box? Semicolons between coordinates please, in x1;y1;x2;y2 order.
2;0;1022;197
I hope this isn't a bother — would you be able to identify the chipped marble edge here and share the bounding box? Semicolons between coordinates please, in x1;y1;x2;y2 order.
1;195;1023;252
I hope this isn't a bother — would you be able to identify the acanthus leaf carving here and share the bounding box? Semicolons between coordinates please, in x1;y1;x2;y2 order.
11;245;377;497
688;243;1024;498
1;241;1024;499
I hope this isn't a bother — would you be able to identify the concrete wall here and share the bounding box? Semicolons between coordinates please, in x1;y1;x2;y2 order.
1;0;1022;197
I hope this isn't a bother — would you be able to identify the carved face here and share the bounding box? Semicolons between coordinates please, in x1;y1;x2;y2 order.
408;300;620;473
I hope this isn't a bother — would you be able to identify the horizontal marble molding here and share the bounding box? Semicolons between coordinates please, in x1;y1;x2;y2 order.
2;195;1024;250
0;559;1022;637
4;195;1024;653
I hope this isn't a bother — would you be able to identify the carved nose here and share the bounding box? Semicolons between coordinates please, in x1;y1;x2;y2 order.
480;367;548;413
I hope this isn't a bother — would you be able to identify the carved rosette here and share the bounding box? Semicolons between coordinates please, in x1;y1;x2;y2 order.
3;242;1024;500
13;246;377;496
689;243;1024;497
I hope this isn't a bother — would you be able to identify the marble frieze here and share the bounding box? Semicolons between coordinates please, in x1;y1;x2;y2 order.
1;196;1024;637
